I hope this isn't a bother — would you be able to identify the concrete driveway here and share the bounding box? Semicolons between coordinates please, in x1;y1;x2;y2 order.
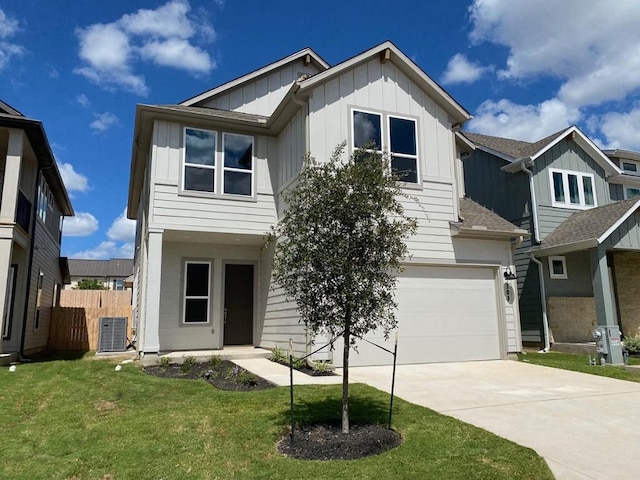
349;360;640;480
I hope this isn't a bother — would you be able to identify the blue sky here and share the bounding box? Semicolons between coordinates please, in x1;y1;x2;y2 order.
2;0;640;259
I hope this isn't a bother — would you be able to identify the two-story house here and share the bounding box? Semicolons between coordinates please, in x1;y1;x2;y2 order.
0;100;74;362
127;41;528;367
463;126;640;363
66;258;134;291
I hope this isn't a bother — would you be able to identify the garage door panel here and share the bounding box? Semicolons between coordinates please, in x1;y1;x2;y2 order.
333;266;502;367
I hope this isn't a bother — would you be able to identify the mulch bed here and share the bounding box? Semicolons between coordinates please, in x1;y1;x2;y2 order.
278;422;403;460
144;359;275;391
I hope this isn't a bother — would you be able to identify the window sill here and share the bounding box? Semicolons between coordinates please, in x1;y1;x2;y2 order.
178;189;258;203
550;202;596;210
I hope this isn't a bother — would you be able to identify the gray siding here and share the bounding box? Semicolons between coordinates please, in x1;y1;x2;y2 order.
463;150;530;223
276;109;306;192
543;251;593;297
604;211;640;249
532;139;610;240
610;183;624;202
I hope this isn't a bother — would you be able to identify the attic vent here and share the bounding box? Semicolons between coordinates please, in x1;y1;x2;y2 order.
98;317;127;353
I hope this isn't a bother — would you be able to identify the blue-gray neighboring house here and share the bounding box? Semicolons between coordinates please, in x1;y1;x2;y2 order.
461;126;640;363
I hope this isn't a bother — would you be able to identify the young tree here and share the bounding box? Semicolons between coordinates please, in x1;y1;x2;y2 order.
269;144;417;433
73;279;108;290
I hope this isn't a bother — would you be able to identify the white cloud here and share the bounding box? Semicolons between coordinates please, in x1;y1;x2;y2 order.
69;241;134;260
595;107;640;151
469;0;640;109
90;112;118;133
0;8;25;70
74;0;216;95
467;98;580;142
63;212;99;237
442;54;490;85
107;208;136;243
76;94;90;107
58;162;90;194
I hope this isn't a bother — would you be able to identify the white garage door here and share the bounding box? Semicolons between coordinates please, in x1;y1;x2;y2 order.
333;265;502;367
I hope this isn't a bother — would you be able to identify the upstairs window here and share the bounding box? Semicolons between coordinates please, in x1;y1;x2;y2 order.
223;133;254;196
37;172;51;222
550;169;596;209
352;109;419;184
622;160;640;176
184;128;216;193
624;187;640;199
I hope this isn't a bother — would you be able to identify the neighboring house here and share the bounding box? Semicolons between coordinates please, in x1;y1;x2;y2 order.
66;258;134;291
0;100;74;360
127;41;528;366
463;126;640;363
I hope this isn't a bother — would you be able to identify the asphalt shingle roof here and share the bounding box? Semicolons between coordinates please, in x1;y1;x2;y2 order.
463;129;568;160
68;259;134;278
541;198;640;249
454;198;527;234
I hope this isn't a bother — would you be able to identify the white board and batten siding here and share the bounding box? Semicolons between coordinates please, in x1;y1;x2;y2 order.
199;59;322;117
148;120;277;236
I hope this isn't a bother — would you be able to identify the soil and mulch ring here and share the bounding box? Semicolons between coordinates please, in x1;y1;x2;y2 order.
144;359;275;391
278;422;403;460
145;358;401;460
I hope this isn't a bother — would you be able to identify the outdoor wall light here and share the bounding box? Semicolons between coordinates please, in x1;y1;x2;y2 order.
503;268;517;280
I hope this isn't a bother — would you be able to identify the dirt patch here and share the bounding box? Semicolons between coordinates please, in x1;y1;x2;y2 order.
144;360;275;391
277;422;402;460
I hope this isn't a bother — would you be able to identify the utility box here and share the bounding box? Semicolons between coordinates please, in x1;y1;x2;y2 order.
593;326;623;362
98;317;128;353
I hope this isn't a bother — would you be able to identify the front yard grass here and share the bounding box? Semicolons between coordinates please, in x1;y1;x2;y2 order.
519;351;640;382
0;356;553;480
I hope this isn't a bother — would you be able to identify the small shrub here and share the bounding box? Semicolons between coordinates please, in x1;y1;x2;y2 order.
181;356;197;374
312;360;332;374
236;370;257;386
225;364;241;380
159;356;171;371
624;336;640;355
292;356;306;370
269;346;287;364
209;356;222;368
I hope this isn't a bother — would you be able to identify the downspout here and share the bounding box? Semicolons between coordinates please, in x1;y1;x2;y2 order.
519;162;540;243
530;254;551;353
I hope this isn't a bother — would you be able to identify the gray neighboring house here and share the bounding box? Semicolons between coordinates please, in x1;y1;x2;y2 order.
66;258;134;291
462;126;640;363
0;100;74;360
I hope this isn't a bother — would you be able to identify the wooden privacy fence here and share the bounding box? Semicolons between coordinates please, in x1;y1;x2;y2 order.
48;290;133;351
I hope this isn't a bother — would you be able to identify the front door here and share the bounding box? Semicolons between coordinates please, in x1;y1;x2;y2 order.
223;264;254;345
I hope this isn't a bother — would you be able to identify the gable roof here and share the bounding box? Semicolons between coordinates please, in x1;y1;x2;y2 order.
463;126;622;176
0;100;23;116
298;41;471;124
181;47;329;107
451;198;529;238
537;198;640;254
69;258;134;278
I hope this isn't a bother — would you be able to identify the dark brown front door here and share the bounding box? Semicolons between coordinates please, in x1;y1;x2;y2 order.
223;264;254;345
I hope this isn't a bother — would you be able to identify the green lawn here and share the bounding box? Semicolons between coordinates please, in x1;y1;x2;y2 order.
519;351;640;382
0;356;553;480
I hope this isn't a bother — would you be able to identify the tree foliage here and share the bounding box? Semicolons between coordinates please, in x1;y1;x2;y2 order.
73;278;108;290
268;144;417;432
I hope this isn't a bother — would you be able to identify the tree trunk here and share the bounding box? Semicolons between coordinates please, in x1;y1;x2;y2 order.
342;306;351;434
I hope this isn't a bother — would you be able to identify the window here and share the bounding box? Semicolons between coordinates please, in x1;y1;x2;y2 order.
183;262;210;324
34;270;44;330
624;187;640;199
352;109;419;184
37;173;51;222
549;169;596;209
622;160;640;176
223;133;254;196
184;128;216;193
113;279;124;291
548;256;567;279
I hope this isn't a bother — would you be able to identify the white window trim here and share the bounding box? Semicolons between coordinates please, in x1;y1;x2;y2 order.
549;168;597;210
183;127;217;194
548;256;568;280
222;132;255;197
387;114;420;185
350;107;420;186
621;159;640;176
182;261;211;324
623;186;640;199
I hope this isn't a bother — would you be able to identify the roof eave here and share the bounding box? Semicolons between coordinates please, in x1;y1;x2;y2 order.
533;238;598;257
450;223;530;239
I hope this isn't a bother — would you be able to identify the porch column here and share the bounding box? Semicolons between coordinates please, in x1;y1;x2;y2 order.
0;130;23;223
0;130;22;353
590;247;624;364
143;228;163;353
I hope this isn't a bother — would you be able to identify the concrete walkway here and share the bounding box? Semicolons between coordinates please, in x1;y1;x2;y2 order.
348;360;640;480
